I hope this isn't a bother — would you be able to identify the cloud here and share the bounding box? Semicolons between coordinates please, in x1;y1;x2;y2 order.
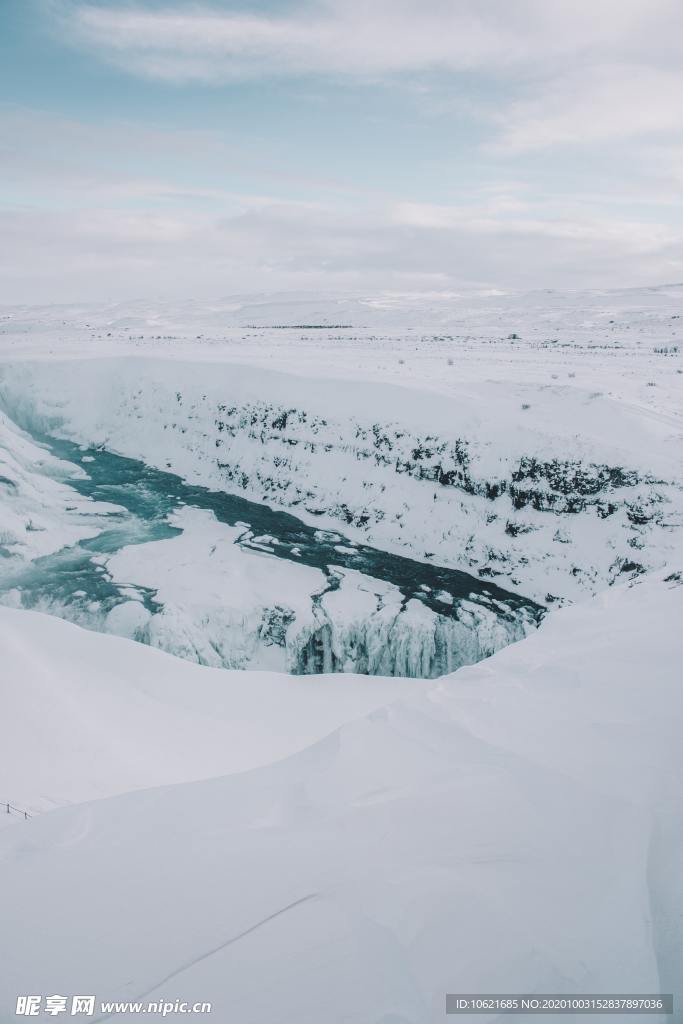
0;105;353;208
2;100;681;303
5;5;683;301
2;189;681;305
61;0;681;83
391;200;680;255
498;64;683;150
55;0;683;156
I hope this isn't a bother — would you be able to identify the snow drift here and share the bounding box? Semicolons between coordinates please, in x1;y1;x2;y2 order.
0;605;418;818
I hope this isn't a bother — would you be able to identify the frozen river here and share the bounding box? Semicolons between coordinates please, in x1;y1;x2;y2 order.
0;432;543;676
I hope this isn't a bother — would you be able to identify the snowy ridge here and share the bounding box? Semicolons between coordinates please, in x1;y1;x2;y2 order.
0;569;682;1020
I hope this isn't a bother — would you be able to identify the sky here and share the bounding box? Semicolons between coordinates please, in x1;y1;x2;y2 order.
1;0;682;304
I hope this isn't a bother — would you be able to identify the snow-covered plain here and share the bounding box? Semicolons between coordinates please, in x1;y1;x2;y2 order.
0;569;681;1021
1;288;682;1021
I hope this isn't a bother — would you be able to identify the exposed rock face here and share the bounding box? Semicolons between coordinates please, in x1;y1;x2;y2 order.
203;399;681;603
212;396;664;516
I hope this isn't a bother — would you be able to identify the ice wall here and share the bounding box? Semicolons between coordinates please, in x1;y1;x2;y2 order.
97;514;533;678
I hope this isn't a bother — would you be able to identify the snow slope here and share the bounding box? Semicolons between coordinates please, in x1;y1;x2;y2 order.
0;606;418;818
1;569;681;1021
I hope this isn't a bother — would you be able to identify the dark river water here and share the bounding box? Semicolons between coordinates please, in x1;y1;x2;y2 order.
0;433;544;633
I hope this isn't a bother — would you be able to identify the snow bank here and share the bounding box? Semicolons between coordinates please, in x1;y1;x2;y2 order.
0;569;681;1021
0;410;118;563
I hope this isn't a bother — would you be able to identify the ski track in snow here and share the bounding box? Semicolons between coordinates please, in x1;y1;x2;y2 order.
93;893;320;1023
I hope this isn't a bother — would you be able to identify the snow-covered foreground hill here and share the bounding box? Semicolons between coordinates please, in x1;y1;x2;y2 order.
1;569;682;1022
0;606;419;818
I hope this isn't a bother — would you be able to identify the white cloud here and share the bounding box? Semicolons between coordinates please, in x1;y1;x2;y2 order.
392;199;680;253
5;4;683;301
0;105;352;207
55;0;683;157
498;64;683;150
2;189;681;305
62;0;681;82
